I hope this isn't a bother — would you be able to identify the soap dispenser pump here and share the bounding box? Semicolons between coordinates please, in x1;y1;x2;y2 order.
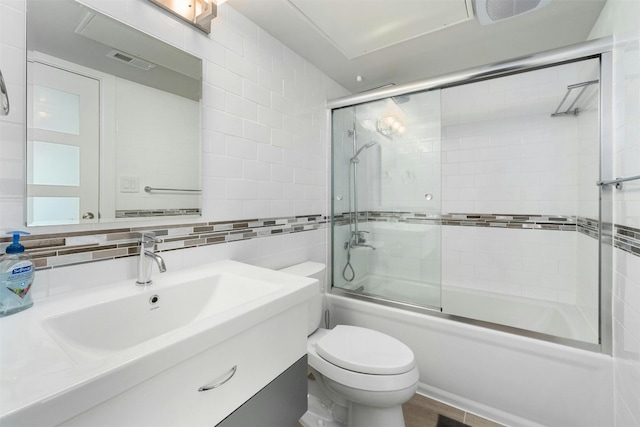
0;231;34;317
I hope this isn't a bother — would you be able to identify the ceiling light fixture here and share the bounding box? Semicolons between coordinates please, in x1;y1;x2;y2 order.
147;0;217;34
377;116;406;136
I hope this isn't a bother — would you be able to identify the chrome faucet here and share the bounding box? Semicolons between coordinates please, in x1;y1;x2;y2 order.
354;230;369;245
348;231;376;250
136;232;167;286
354;243;376;251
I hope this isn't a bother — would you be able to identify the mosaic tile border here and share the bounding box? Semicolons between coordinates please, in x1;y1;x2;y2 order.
336;211;609;236
336;210;640;257
336;211;579;231
0;215;326;271
1;211;638;272
115;208;201;218
442;213;578;230
614;224;640;257
578;217;600;239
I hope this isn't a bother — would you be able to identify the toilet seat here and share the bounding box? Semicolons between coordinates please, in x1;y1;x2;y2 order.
316;325;415;375
308;328;419;392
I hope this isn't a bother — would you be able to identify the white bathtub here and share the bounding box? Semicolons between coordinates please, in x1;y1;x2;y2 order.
327;293;613;427
442;286;598;343
339;274;598;344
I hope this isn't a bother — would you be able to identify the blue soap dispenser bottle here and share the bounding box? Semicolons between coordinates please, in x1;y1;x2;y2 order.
0;231;34;317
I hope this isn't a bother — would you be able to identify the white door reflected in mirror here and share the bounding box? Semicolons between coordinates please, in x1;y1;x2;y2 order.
27;62;99;226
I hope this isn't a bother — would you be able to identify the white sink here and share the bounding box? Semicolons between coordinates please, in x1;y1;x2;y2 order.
43;274;282;354
0;260;317;426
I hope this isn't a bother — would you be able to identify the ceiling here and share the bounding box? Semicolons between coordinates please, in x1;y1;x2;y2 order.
228;0;607;93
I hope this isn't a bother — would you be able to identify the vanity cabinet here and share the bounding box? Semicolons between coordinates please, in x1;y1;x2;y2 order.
58;306;307;427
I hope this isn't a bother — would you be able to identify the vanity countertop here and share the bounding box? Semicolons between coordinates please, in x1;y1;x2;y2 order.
0;260;316;426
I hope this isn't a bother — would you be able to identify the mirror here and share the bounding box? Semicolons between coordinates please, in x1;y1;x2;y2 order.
26;0;202;226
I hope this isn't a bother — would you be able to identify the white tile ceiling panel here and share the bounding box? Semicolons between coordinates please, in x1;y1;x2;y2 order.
288;0;473;59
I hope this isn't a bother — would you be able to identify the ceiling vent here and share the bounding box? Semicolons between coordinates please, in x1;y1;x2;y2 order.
106;49;156;71
475;0;551;25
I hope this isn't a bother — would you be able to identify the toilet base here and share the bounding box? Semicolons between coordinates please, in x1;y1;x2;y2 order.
300;401;405;427
299;398;344;427
299;375;347;427
299;375;407;427
349;402;405;427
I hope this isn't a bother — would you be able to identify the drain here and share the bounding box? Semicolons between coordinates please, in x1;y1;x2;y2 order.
149;295;159;304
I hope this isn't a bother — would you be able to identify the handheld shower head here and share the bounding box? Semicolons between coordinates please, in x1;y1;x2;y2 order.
351;141;377;162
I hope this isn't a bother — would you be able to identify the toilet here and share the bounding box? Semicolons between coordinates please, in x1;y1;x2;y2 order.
279;262;419;427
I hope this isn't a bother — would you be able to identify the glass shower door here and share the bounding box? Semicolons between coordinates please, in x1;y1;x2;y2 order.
332;90;442;310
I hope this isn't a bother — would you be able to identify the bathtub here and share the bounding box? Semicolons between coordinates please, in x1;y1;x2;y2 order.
340;274;598;344
442;286;598;344
327;293;613;427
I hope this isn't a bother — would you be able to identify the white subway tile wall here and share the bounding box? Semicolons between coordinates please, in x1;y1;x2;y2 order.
115;79;201;212
439;60;600;306
443;226;579;303
0;0;346;302
0;0;349;234
590;0;640;426
441;61;598;216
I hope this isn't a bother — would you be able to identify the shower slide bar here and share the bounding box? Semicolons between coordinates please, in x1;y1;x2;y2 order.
144;186;201;193
551;79;599;117
597;174;640;190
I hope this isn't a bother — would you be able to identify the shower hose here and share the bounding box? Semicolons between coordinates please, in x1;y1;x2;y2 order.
342;240;355;282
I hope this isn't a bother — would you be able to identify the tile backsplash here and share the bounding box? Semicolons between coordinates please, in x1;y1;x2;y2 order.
0;214;325;271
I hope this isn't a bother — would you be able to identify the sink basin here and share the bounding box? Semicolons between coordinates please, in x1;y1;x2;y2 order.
43;273;282;354
1;259;317;427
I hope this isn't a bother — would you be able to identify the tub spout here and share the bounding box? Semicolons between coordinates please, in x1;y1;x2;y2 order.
354;243;376;251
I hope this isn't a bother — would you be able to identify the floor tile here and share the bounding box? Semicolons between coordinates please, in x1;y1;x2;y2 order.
465;413;506;427
403;394;466;427
297;392;506;427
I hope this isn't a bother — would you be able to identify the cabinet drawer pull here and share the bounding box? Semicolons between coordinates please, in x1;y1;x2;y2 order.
198;365;237;392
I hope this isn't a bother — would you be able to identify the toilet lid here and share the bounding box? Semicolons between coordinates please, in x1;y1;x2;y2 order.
315;325;415;375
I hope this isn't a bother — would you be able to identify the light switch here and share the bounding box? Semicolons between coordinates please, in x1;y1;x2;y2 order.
120;176;140;193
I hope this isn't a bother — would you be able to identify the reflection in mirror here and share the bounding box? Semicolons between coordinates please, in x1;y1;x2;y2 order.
26;0;203;226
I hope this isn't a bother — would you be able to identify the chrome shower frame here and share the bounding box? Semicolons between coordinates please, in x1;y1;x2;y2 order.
327;37;614;354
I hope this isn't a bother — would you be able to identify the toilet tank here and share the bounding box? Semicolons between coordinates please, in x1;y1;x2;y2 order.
279;262;325;336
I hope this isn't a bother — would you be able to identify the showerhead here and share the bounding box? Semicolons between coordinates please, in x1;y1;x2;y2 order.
363;141;377;150
351;141;377;162
392;95;410;104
